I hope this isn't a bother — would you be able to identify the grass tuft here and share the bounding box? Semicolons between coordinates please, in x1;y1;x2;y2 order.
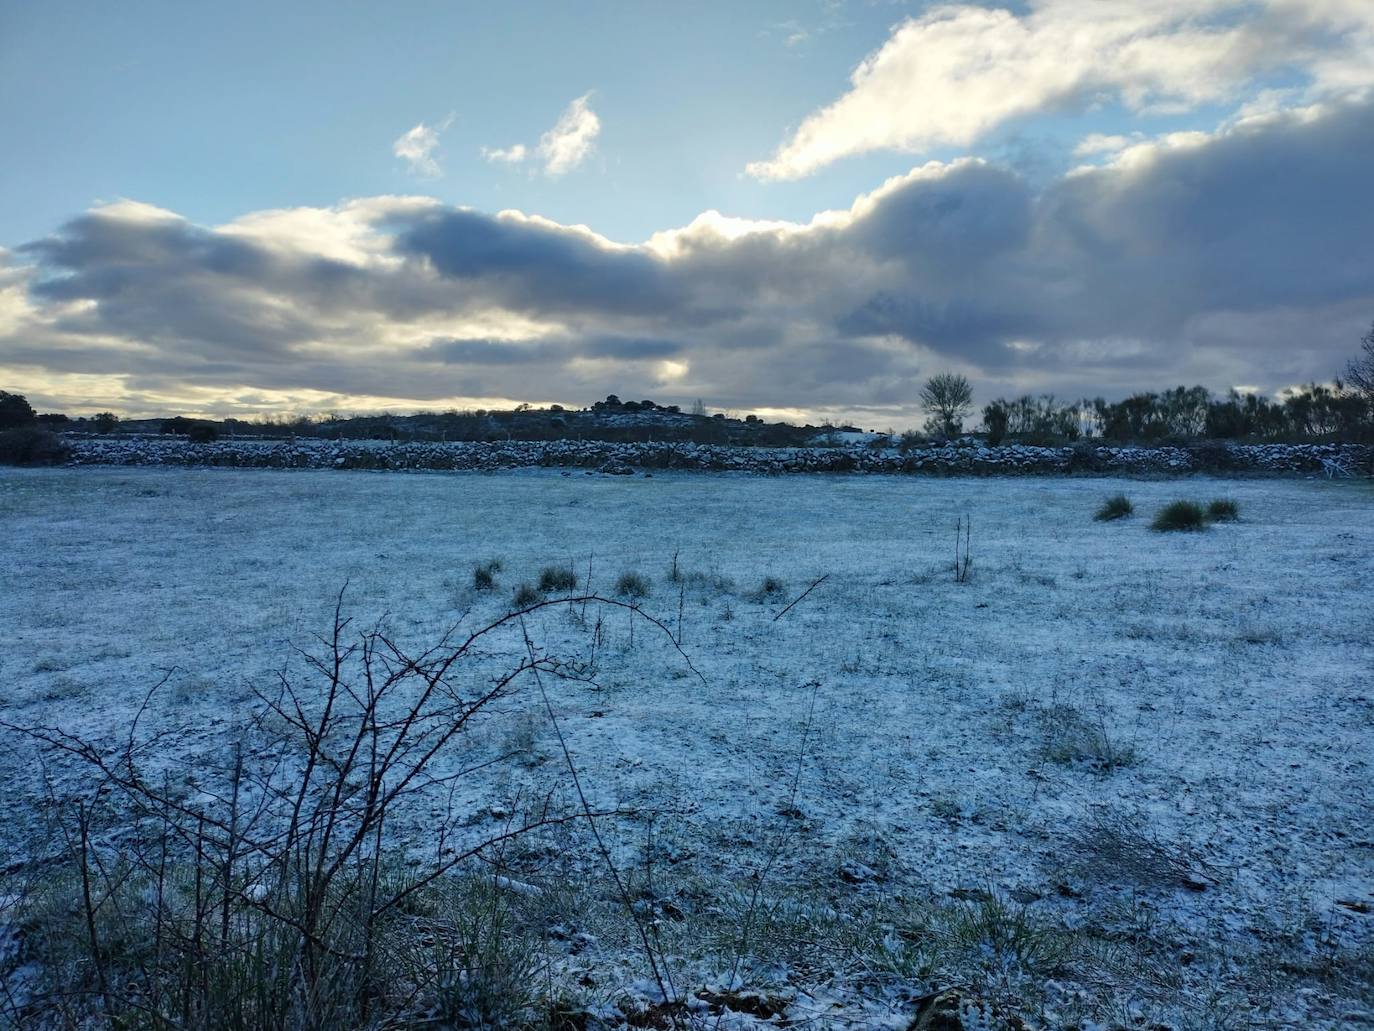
614;571;651;600
473;558;503;591
752;576;787;601
512;583;543;607
1151;500;1206;532
1094;494;1133;521
1037;702;1137;772
1206;498;1240;522
537;565;578;593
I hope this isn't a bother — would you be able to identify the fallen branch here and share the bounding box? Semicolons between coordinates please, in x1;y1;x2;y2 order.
773;574;830;622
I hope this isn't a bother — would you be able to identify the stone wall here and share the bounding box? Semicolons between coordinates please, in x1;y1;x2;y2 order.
57;434;1374;478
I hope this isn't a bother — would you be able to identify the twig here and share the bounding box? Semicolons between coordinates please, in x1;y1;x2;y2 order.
773;574;830;622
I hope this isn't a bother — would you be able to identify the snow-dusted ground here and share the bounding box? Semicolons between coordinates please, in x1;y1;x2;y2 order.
2;466;1372;1027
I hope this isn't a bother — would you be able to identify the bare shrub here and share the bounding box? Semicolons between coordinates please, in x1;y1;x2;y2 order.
954;514;972;583
0;427;68;466
0;590;689;1028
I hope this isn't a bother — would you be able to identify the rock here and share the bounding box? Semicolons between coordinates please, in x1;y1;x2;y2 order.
1181;872;1211;892
839;860;879;884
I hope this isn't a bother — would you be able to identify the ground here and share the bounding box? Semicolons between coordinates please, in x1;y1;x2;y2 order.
2;467;1372;1028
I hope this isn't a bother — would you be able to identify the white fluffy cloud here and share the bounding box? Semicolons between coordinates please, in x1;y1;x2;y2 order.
393;119;451;177
747;0;1374;180
482;93;601;176
538;93;600;175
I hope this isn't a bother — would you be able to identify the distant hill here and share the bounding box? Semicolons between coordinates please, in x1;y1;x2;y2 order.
88;396;867;447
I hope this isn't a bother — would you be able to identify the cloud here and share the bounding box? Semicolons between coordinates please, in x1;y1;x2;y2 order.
480;143;528;165
427;334;683;366
393;119;450;177
5;96;1374;423
747;0;1374;180
482;93;601;176
1073;133;1134;157
538;93;600;175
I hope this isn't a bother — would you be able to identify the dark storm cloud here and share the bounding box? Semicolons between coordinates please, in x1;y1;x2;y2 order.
1034;98;1374;338
395;209;680;318
583;336;685;360
849;161;1032;268
5;96;1374;417
836;292;1034;360
18;207;368;360
427;339;558;365
826;98;1374;379
426;335;684;365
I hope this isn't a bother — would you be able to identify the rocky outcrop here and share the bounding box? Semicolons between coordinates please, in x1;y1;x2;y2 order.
59;434;1374;477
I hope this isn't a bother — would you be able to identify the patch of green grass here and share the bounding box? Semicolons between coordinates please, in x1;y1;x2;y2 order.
1151;500;1206;532
1094;494;1133;521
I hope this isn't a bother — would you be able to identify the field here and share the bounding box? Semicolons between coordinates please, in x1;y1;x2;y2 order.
2;467;1372;1028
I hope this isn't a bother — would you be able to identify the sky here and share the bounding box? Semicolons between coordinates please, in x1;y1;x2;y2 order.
2;0;1373;427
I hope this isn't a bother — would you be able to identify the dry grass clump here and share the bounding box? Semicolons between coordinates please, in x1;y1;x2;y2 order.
750;575;787;601
1206;497;1240;522
537;564;578;592
614;571;651;599
1036;702;1137;772
473;557;503;591
1060;810;1203;892
512;582;543;607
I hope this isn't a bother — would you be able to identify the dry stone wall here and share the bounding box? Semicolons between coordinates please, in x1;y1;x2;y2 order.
59;434;1373;478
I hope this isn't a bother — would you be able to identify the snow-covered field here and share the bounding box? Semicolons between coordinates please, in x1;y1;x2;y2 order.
3;466;1372;1027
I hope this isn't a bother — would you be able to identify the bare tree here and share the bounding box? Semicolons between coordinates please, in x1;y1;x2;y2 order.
1347;320;1374;403
920;372;974;437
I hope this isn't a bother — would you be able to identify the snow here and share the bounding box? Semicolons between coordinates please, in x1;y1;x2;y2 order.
2;465;1371;1026
58;431;1374;477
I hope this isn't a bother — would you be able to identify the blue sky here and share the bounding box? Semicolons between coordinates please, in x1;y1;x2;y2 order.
3;0;1373;423
1;1;931;245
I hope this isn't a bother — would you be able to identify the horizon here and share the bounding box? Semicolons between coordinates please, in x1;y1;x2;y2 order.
3;1;1373;427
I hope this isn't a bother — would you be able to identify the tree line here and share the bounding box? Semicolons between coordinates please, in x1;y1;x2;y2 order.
5;321;1374;448
918;321;1374;444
